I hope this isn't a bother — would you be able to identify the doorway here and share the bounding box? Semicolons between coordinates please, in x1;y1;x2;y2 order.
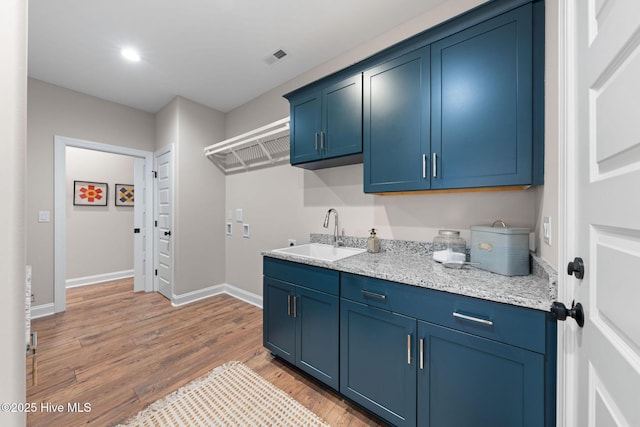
54;135;154;313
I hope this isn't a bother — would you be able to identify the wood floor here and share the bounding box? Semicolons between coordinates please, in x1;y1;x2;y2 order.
26;279;385;426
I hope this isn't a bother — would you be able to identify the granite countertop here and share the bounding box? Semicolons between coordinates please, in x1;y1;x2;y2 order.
263;234;558;312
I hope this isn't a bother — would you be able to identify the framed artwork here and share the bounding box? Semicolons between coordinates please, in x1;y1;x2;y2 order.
73;181;108;206
115;183;134;206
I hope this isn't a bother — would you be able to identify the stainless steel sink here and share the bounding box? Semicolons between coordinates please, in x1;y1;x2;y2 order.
271;243;365;262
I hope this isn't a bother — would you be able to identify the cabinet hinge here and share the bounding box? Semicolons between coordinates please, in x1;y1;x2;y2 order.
155;269;158;276
152;170;158;178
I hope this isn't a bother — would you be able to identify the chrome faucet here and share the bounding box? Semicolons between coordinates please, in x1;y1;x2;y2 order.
323;208;343;247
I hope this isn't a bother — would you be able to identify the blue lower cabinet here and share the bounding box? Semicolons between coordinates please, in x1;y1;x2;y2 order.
417;321;544;427
263;260;339;391
340;299;417;426
295;286;339;390
263;277;296;364
265;260;555;426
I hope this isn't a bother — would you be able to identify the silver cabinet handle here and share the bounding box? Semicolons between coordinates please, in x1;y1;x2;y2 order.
419;338;424;370
407;334;412;365
287;295;291;316
293;296;297;318
453;311;493;326
422;154;427;178
314;133;319;151
320;131;325;151
361;290;386;301
432;153;437;178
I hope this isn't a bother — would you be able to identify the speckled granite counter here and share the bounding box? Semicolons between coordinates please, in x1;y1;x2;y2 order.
262;234;557;312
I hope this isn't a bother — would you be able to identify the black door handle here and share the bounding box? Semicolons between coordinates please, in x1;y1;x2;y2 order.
164;230;171;236
567;257;585;279
551;300;584;327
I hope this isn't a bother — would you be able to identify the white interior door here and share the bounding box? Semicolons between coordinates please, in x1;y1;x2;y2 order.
564;0;640;425
155;146;173;300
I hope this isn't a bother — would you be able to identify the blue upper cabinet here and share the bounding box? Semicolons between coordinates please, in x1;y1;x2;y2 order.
287;74;363;169
289;90;322;164
431;4;534;189
364;47;431;193
285;0;543;191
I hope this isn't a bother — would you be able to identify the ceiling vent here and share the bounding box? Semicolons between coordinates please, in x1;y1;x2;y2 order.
264;48;288;65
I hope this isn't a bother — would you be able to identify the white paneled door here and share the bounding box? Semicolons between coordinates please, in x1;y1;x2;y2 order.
565;0;640;425
155;147;174;300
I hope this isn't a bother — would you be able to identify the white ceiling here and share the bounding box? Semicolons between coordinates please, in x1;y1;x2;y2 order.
28;0;449;113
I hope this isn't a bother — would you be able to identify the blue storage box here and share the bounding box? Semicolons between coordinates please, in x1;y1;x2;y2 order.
470;224;530;276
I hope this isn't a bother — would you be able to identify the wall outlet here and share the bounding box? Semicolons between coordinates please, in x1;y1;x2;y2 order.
543;216;551;245
288;239;296;247
226;222;232;236
38;210;50;223
242;223;250;238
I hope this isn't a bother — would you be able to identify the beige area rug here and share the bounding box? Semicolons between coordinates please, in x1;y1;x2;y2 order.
117;361;329;427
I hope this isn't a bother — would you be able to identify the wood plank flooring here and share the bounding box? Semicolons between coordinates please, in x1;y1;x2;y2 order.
27;279;385;426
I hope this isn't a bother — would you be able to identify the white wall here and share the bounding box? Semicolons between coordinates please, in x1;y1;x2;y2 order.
27;79;155;305
226;162;538;296
170;97;227;295
65;147;134;282
0;0;27;423
535;0;559;269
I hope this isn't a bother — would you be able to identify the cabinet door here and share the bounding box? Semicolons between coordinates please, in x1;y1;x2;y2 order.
431;4;533;189
263;277;296;364
322;74;363;160
340;299;417;426
417;321;544;427
364;46;430;193
289;90;322;164
296;286;339;391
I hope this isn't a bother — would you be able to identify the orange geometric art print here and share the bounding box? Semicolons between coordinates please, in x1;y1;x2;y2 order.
73;181;108;206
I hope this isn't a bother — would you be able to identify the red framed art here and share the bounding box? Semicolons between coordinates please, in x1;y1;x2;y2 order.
73;181;108;206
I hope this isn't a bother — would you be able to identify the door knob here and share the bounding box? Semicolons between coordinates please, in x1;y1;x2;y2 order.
164;230;171;236
551;300;584;327
567;257;584;279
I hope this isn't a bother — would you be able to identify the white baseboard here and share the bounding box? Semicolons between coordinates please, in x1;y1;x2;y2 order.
32;282;262;319
31;303;55;319
66;270;134;288
223;283;263;308
171;283;262;309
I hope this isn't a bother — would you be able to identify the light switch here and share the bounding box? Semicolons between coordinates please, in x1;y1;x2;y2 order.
226;222;233;236
236;208;243;222
38;211;50;223
543;216;551;245
243;224;250;238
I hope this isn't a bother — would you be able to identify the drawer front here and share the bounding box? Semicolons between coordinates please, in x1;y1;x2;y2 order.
419;290;546;354
341;272;546;353
341;272;425;313
263;257;339;296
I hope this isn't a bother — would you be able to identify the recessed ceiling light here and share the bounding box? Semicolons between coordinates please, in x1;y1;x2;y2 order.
121;48;141;62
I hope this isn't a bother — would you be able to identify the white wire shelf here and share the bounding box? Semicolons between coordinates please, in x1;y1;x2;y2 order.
204;117;290;174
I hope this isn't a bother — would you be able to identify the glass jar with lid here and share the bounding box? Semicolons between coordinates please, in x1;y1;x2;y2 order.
432;230;466;262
